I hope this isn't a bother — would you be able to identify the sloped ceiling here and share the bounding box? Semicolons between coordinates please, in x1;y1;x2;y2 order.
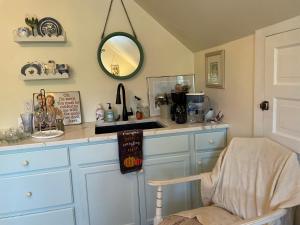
134;0;300;52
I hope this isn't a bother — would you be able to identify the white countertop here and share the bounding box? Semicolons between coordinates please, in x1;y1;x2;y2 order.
0;118;229;151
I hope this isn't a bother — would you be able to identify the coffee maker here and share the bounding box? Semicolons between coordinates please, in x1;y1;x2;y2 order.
170;92;187;124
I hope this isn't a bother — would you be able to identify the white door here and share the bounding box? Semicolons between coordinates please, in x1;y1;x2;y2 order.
263;28;300;153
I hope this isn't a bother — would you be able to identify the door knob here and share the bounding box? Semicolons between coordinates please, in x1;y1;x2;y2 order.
260;101;269;111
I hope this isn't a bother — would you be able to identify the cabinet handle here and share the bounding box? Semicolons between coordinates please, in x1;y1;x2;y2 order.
208;139;215;144
26;192;32;197
22;160;30;167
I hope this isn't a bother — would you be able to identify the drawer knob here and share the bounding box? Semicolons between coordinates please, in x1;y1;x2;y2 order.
208;139;215;144
197;160;202;165
22;160;30;166
26;192;32;197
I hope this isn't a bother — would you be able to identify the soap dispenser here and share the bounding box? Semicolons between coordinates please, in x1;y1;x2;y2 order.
105;103;114;122
135;96;143;120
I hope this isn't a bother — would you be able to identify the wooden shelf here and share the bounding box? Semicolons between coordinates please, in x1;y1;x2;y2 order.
13;30;67;43
20;73;69;81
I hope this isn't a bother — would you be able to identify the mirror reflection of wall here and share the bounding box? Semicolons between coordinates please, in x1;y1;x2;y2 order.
101;35;140;77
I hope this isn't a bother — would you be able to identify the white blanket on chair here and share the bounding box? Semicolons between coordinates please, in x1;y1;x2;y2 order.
199;137;300;224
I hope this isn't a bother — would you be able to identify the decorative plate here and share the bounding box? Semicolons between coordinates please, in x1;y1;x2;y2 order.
21;63;42;76
37;17;62;37
32;130;64;139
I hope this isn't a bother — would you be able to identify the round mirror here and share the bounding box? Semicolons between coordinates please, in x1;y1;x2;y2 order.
97;32;144;80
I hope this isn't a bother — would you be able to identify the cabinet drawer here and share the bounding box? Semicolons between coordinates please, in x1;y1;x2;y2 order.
71;134;190;164
144;134;189;156
71;142;118;164
0;170;73;214
195;131;226;150
0;208;75;225
0;148;69;175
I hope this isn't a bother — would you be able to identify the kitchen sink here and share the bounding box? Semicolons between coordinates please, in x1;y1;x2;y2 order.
95;121;165;134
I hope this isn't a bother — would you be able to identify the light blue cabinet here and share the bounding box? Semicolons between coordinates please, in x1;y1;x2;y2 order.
74;164;140;225
141;154;191;225
196;151;222;173
0;170;73;214
0;147;75;225
70;141;140;225
0;208;75;225
0;128;227;225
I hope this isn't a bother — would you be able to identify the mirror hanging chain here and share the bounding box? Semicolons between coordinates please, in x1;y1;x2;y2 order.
101;0;137;39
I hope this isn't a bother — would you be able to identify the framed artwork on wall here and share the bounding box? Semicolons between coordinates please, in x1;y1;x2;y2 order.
146;74;195;116
205;50;225;88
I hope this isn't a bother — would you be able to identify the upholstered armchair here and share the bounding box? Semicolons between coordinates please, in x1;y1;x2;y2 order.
149;138;300;225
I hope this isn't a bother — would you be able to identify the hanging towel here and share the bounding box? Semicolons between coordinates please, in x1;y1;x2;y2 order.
117;129;143;174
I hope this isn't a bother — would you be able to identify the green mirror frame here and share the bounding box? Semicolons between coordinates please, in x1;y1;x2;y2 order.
97;32;144;80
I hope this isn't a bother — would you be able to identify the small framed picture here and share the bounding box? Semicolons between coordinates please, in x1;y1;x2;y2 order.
205;50;225;88
33;91;82;125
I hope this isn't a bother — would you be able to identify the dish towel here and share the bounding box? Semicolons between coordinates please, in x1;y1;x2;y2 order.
117;129;143;174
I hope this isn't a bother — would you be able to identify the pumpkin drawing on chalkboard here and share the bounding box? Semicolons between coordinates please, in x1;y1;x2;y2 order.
124;157;136;168
135;158;142;166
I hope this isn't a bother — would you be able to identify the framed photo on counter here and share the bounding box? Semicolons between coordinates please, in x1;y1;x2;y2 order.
33;91;82;125
205;50;225;88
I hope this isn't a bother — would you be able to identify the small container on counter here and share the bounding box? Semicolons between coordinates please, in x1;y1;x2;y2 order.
186;93;205;123
105;103;114;122
134;96;144;120
56;118;64;131
96;104;105;125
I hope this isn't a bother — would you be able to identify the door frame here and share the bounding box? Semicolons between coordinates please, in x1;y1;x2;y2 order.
254;15;300;136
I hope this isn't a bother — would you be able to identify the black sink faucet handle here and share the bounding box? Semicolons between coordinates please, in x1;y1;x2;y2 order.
128;107;134;116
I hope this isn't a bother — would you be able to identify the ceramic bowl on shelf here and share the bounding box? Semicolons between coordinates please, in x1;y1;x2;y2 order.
56;64;69;74
21;63;42;76
17;27;31;37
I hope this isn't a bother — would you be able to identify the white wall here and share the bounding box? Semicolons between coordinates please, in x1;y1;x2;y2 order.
0;0;193;128
194;35;254;139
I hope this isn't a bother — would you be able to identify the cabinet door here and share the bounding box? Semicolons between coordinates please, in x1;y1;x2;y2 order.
193;150;221;207
141;155;191;225
196;150;221;173
74;164;140;225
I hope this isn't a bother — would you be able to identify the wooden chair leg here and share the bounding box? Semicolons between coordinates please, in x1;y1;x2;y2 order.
153;185;163;225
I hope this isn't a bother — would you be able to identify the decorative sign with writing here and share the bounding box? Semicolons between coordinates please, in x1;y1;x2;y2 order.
33;91;82;125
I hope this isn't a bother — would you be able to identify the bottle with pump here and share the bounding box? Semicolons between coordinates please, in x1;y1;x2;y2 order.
105;103;114;122
96;104;105;125
135;96;143;120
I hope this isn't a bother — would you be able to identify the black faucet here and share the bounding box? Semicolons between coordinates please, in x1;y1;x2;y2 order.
116;83;133;121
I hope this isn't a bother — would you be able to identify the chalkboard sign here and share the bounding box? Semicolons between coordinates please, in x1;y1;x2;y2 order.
33;91;82;125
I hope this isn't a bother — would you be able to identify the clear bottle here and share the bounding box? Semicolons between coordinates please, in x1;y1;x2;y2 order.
134;96;143;120
96;104;105;125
